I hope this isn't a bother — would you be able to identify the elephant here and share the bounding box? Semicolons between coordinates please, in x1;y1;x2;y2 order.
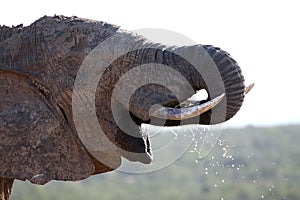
0;15;252;199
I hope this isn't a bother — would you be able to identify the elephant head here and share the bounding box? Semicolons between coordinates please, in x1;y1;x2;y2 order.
0;16;253;185
79;30;250;165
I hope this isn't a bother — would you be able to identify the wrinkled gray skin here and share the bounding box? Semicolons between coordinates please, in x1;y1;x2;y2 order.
0;16;245;186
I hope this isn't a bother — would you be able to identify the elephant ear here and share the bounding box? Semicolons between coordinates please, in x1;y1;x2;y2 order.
0;71;95;185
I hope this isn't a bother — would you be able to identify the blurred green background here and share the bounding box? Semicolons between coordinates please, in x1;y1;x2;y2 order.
11;125;300;200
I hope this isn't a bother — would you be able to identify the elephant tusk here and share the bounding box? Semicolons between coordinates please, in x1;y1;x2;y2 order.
245;83;255;94
150;93;225;120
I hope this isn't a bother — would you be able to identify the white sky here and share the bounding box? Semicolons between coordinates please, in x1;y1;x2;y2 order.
1;0;299;127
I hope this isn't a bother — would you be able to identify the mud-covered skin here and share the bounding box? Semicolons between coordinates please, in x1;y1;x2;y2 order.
0;16;245;185
0;16;121;184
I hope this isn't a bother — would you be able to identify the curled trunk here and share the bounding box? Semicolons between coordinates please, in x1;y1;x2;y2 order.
96;38;245;161
98;43;245;126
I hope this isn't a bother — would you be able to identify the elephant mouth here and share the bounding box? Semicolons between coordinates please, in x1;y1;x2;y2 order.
132;94;222;164
119;126;153;164
123;83;254;165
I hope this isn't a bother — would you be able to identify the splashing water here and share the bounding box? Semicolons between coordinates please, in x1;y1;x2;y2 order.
188;124;224;162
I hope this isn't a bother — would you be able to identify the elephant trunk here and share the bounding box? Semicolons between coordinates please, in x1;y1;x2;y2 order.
94;31;246;163
111;44;245;126
198;45;245;124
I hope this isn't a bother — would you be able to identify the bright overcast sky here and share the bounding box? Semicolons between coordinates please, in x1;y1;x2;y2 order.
1;0;299;127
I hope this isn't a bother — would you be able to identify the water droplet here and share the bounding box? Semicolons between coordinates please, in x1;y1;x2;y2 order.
195;160;198;164
214;184;218;187
261;195;264;199
221;179;225;183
